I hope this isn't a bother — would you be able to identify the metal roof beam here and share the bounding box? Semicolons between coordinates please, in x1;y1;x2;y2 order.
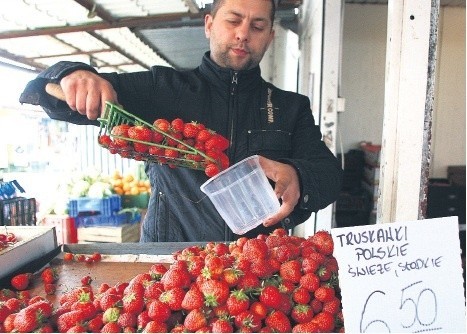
0;12;205;39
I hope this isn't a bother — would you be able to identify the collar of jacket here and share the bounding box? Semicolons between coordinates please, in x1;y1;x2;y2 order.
198;51;263;93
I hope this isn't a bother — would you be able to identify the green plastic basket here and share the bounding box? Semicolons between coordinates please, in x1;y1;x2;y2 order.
97;103;216;170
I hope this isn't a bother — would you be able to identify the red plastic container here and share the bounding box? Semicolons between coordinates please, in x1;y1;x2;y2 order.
41;215;78;245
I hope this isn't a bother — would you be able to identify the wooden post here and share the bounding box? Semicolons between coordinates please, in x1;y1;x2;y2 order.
378;0;440;224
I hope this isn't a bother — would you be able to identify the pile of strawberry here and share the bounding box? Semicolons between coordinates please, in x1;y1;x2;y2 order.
0;231;18;251
0;229;344;333
98;117;230;177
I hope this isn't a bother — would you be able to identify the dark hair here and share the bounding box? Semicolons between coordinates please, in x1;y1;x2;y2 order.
210;0;276;25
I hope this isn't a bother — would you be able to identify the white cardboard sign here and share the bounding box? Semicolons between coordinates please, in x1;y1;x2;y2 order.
331;216;466;333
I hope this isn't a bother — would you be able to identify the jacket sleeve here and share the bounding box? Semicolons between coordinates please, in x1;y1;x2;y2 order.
279;95;343;228
19;61;100;126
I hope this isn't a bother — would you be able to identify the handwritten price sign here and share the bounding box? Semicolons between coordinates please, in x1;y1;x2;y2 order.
331;217;466;333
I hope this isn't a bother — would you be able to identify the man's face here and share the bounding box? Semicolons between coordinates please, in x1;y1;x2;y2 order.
205;0;275;71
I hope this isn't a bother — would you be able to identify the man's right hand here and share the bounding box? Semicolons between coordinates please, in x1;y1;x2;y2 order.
59;70;118;120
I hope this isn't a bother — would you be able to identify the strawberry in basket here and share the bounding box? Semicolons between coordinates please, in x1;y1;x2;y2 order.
97;103;230;177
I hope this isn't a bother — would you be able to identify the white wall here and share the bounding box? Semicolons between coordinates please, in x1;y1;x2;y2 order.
339;4;465;179
261;24;299;92
432;6;466;177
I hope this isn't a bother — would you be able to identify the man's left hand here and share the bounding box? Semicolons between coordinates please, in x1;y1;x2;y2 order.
258;156;301;228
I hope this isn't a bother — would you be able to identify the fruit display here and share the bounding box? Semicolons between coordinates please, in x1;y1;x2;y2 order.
109;171;150;197
97;103;230;177
0;228;344;333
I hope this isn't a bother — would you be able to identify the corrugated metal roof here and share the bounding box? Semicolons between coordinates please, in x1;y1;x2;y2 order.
0;0;463;74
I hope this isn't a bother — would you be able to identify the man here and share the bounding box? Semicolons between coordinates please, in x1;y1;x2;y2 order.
20;0;343;242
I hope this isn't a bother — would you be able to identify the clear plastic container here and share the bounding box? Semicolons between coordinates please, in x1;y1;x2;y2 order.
200;155;280;235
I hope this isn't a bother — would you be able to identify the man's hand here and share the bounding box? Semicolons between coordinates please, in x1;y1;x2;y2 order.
258;156;301;228
59;70;118;120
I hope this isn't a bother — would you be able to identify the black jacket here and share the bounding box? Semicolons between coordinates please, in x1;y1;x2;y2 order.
20;52;343;242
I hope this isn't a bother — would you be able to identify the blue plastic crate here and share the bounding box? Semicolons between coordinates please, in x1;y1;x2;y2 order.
68;195;121;217
75;211;141;228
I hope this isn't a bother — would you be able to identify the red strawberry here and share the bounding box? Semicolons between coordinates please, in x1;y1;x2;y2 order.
40;267;58;284
291;304;314;323
211;318;234;333
159;287;185;311
171;118;185;133
148;263;168;279
136;310;151;331
0;302;11;323
165;130;183;147
292;286;311;304
99;293;122;311
111;124;131;147
310;230;334;256
181;285;204;311
143;281;164;301
91;252;102;262
98;134;112;147
322;296;341;314
199;279;230;307
117;311;137;328
5;297;22;312
237;270;261;292
66;324;87;333
63;252;74;261
153;118;170;132
265;310;292;333
101;321;122;333
242;238;269;262
205;163;220;177
147;299;171;323
184;308;207;332
3;313;16;333
71;299;97;320
161;266;191;290
221;267;243;287
122;291;144;315
292;321;320;333
234;310;262;332
205;134;230;151
182;122;200;139
44;283;56;295
301;256;320;274
142;320;167;333
196;129;214;143
226;289;250;316
87;315;104;332
250;258;275;279
259;285;282;310
314;285;336;303
203;255;224;279
128;125;153;153
249;301;268;320
10;273;31;291
279;259;302;283
56;310;89;332
80;275;93;286
312;311;335;332
299;272;320;292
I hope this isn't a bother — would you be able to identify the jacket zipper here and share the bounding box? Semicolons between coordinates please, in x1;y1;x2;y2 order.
225;71;238;241
229;72;238;148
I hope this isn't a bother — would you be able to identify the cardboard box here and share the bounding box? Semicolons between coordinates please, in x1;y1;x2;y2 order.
0;226;58;280
77;223;140;243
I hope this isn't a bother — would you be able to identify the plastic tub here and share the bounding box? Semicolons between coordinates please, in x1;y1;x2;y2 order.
200;155;280;235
